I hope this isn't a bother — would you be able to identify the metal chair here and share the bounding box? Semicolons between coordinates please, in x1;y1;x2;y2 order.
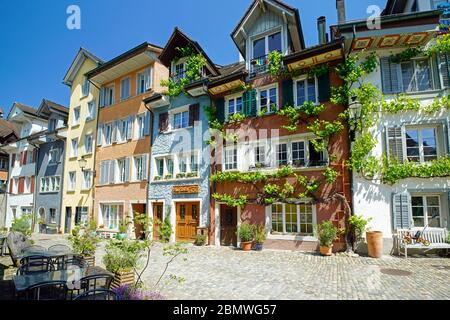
63;255;87;269
81;274;114;291
16;260;55;275
48;244;71;253
73;289;117;300
19;255;51;266
21;245;47;254
23;281;68;300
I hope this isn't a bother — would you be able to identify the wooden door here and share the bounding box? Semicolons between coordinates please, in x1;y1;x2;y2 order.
220;205;237;246
176;202;199;242
152;203;163;240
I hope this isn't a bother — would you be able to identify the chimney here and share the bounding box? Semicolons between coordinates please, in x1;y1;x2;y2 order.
317;16;327;45
336;0;346;24
0;107;3;119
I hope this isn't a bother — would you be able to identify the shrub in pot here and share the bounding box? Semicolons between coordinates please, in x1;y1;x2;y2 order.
253;224;267;251
67;223;100;266
316;220;338;256
237;222;254;251
194;234;207;246
116;220;129;240
11;214;32;238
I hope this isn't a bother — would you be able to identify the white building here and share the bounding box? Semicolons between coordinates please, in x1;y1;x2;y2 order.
333;4;450;252
1;103;47;228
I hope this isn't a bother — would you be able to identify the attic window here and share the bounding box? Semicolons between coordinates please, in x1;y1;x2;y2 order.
252;32;282;60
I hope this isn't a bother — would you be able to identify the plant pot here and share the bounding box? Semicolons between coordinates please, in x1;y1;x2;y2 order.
116;233;127;240
39;224;47;234
111;270;135;289
320;246;333;256
241;241;253;251
83;255;95;267
254;243;263;251
367;231;383;258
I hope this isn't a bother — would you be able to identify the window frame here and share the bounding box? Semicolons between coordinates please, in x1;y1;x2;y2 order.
269;202;317;238
72;107;81;126
103;123;113;146
86;100;96;121
225;94;243;120
294;76;319;106
257;84;279;114
251;29;283;60
120;76;131;101
70;138;78;158
223;146;238;171
84;134;93;155
399;57;436;93
411;194;442;228
404;125;440;163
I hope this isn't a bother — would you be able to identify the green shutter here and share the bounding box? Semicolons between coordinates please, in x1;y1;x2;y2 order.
243;90;257;117
281;79;294;107
215;98;225;123
318;72;331;103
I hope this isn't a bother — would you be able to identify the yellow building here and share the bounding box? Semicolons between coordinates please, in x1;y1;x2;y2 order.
60;48;103;233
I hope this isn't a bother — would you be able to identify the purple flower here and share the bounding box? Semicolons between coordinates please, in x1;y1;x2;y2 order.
112;285;166;300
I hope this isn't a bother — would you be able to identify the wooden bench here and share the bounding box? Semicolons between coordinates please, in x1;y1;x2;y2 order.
396;227;450;258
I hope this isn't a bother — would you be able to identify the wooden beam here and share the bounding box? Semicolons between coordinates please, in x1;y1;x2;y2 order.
258;0;266;12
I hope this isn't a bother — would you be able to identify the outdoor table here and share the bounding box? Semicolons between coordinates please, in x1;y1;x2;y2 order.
13;266;113;293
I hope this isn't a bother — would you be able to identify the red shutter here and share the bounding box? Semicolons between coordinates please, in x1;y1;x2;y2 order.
9;179;13;194
18;177;24;194
19;152;23;166
32;149;37;163
23;151;27;165
30;176;35;193
11;154;15;167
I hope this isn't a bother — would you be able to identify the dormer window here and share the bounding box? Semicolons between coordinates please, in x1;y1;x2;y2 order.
173;62;186;82
251;31;282;76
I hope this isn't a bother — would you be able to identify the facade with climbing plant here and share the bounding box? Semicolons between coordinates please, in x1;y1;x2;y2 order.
207;0;352;251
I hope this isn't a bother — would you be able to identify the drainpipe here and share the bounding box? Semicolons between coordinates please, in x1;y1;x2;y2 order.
28;140;40;233
145;102;155;237
90;79;101;229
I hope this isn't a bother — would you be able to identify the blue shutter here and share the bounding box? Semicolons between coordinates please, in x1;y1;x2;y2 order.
144;111;151;136
97;124;103;146
392;192;412;230
380;57;400;94
145;67;152;90
99;88;105;108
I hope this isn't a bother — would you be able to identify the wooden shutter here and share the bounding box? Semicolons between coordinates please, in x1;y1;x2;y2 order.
11;153;15;167
318;72;331;103
145;67;152;90
9;179;13;194
281;78;294;107
380;57;400;94
144;111;151;136
439;53;450;89
386;126;404;163
97;124;103;146
19;151;23;166
243;90;257;117
30;176;34;193
215;98;225;124
392;192;411;230
18;177;24;194
189;103;200;127
125;157;131;182
158;112;168;133
32;149;37;163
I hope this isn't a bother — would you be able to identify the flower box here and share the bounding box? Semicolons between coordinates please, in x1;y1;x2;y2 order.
111;270;135;290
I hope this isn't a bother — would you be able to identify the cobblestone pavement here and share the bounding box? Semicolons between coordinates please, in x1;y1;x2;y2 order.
1;234;449;300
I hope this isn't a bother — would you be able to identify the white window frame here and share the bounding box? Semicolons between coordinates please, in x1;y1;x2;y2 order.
82;77;90;97
40;176;61;193
120;76;131;101
103;123;113;146
133;155;145;181
71;139;78;158
136;71;146;95
225;94;243;120
404;125;440;164
294;76;319;106
116;158;126;183
257;84;278;114
411;194;442;228
104;85;115;107
398;57;436;93
86;100;96;121
152;151;199;181
172;110;189;130
68;172;76;191
72;107;81;126
82;171;92;190
223;146;238;171
251;28;283;60
100;204;122;230
136;113;146;139
268;202;317;240
84;134;93;155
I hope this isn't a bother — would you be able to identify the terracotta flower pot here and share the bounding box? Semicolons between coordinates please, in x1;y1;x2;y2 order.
367;231;383;258
241;241;253;251
320;246;333;256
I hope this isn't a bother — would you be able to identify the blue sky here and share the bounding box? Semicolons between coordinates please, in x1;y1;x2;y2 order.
0;0;386;116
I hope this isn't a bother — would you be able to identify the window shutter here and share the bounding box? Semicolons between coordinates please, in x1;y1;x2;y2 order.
112;121;119;143
125;157;131;182
127;116;134;140
439;53;450;89
142;154;148;180
215;98;225;124
11;154;15;167
145;67;152;90
99;88;105;108
243;90;257;117
32;149;37;163
189;103;200;127
99;162;104;185
18;177;24;194
109;160;115;184
392;192;411;230
144;111;151;136
386;126;404;163
111;88;115;105
9;179;13;194
380;57;400;94
158;112;169;133
281;78;294;107
97;124;103;146
30;176;34;193
318;72;331;103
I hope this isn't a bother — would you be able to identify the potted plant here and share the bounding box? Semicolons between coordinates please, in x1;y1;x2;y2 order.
253;224;267;251
194;234;207;246
316;220;338;256
38;217;46;234
176;173;186;179
116;220;128;240
103;239;148;289
133;212;152;240
67;224;100;266
237;222;254;251
348;215;372;252
164;175;173;180
154;176;162;181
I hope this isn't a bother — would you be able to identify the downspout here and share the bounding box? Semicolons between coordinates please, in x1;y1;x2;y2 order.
144;102;154;237
28;140;40;233
89;79;101;227
57;130;66;234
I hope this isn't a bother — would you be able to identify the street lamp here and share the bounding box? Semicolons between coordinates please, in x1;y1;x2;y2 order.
78;156;87;172
348;96;362;131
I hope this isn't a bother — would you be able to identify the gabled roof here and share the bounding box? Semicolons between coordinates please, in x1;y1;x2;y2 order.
231;0;305;58
7;102;38;119
0;118;19;142
37;99;69;117
382;0;409;15
63;47;104;86
159;27;220;76
208;61;247;87
86;42;163;81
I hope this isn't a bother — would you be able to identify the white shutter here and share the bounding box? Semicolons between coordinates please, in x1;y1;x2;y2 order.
142;154;148;180
125;157;131;182
109;160;116;184
145;67;152;90
112;121;119;143
144;111;150;136
97;124;103;146
99;88;105;107
127;116;134;140
380;57;400;94
439;53;450;89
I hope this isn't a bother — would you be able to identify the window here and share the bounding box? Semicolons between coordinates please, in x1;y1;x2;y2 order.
26;151;33;164
120;77;131;100
308;141;326;167
49;118;58;132
49;208;56;224
82;77;90;97
0;158;7;170
71;139;78;157
276;143;288;166
406;127;438;163
75;207;88;225
87;100;96;121
190;154;199;173
224;147;237;170
252;31;281;60
68;172;76;191
173;62;185;82
292;141;306;167
117;118;129;143
82;171;92;189
400;59;433;92
100;204;122;230
137;71;146;95
84;134;93;154
104;86;115;107
411;195;441;227
173;111;189;129
271;202;314;235
156;159;164;177
134;156;145;181
137;114;146;139
296;78;318;106
259;87;278;113
40;176;61;193
104;123;113;145
49;148;60;164
72;107;80;126
254;145;266;167
21;207;32;216
166;158;174;176
178;156;187;173
227;97;243;118
117;158;126;183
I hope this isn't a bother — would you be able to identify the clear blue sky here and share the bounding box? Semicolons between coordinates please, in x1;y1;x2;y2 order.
0;0;386;116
